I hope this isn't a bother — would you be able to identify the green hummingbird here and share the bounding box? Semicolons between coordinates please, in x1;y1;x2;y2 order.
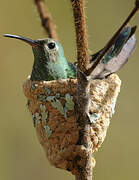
3;34;76;81
3;26;136;81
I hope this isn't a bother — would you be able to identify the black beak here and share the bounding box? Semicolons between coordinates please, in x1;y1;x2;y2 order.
3;34;41;47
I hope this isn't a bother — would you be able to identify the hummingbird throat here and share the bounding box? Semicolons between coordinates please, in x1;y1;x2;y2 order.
30;47;76;81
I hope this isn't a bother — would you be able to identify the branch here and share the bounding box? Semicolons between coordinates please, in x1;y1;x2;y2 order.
70;0;90;73
70;0;93;179
74;72;93;180
34;0;58;40
86;0;139;76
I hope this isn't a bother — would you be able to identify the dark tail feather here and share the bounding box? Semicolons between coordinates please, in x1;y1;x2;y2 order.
90;25;137;63
128;26;137;39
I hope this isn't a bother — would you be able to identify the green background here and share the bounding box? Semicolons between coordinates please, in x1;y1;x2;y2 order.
0;0;139;180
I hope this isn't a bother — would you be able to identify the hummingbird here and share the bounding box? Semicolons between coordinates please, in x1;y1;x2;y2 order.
3;25;137;81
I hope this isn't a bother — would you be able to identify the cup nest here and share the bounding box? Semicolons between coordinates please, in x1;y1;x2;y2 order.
23;73;121;173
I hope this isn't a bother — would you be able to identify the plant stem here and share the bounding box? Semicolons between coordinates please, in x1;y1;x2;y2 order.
86;0;139;76
34;0;58;40
70;0;93;179
71;0;90;73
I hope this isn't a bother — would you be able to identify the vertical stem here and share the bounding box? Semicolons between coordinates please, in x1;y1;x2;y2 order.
71;0;90;72
75;71;93;180
70;1;93;179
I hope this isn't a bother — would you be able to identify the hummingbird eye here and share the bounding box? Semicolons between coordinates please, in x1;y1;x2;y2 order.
47;42;56;49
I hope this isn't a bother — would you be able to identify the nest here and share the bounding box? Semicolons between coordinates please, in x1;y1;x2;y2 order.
23;74;121;173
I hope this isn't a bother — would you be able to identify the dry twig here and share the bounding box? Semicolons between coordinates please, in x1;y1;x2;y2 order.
70;0;93;180
34;0;58;40
71;0;90;73
86;0;139;76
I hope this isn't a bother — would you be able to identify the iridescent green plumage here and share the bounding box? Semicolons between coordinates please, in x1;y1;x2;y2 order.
90;26;137;79
30;38;76;81
3;34;76;81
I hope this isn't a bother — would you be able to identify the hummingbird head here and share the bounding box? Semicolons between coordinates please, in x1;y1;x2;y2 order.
3;34;65;62
33;38;65;63
3;34;74;81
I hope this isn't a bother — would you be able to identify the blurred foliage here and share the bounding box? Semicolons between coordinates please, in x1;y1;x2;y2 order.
0;0;139;180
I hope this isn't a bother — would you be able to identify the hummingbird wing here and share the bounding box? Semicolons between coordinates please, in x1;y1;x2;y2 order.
90;26;137;79
66;62;77;78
